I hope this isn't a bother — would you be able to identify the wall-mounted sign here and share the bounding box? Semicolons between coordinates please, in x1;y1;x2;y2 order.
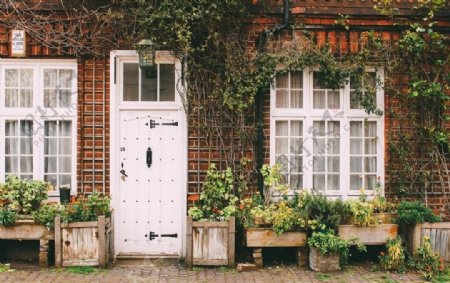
11;30;26;57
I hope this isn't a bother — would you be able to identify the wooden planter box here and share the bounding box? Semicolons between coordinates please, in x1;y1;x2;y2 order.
54;216;112;268
309;247;340;272
186;216;235;267
404;222;450;262
246;228;307;268
338;224;398;245
0;220;54;267
347;213;397;225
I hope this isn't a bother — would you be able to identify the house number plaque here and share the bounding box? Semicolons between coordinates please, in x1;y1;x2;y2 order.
11;30;26;57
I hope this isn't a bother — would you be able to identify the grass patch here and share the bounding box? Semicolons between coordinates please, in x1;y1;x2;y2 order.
315;272;331;281
433;268;450;283
65;266;99;274
217;266;233;273
0;263;12;273
191;266;204;272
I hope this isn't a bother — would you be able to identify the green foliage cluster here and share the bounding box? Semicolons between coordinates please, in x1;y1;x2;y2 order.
32;192;111;228
0;176;49;214
188;164;238;221
308;231;366;265
409;236;444;280
379;236;407;272
0;208;16;227
396;201;441;226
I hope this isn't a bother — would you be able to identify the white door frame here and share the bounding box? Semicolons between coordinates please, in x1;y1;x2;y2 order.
110;50;188;258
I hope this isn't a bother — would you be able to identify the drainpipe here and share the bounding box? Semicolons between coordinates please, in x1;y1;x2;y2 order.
255;0;290;196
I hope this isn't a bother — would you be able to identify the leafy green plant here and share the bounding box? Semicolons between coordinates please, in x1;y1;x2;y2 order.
188;164;238;221
1;176;49;214
379;236;406;272
308;231;366;265
32;204;62;228
61;192;111;223
396;201;441;226
0;208;16;226
409;236;444;280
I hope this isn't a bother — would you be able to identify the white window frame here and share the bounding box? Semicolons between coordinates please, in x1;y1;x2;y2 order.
270;67;385;199
0;59;77;196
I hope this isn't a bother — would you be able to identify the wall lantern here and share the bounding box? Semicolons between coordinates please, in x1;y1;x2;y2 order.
136;39;156;69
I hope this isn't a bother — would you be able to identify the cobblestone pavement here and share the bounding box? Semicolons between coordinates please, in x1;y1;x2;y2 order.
0;259;426;283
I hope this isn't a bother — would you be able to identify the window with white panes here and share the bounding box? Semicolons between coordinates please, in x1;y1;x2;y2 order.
0;60;77;194
271;68;384;198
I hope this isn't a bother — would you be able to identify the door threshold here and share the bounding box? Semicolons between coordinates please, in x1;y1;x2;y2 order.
116;253;179;259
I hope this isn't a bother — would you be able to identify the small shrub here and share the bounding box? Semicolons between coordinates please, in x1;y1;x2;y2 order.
0;208;16;226
1;176;49;214
408;236;443;281
396;201;441;226
32;204;62;228
61;192;111;223
379;236;406;272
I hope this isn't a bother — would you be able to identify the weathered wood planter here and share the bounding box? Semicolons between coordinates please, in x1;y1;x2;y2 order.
246;228;307;268
338;224;398;245
309;247;340;272
0;220;54;267
404;222;450;262
186;216;235;268
54;216;112;268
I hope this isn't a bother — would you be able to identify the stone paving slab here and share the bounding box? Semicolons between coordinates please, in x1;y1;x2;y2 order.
0;259;426;283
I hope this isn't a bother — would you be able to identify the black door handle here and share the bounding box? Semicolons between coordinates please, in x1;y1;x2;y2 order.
146;147;152;168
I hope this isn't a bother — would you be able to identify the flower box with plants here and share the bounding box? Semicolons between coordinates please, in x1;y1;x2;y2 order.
186;164;237;268
240;165;353;268
339;189;399;245
0;176;54;267
395;201;448;261
31;192;112;268
308;231;366;272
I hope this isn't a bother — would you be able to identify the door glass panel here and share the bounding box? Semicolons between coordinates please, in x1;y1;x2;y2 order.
160;64;175;101
123;63;139;101
141;68;157;101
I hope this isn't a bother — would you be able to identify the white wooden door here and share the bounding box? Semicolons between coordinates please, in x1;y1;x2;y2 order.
117;110;183;255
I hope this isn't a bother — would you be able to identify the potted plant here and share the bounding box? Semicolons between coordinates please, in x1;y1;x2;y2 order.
339;189;399;245
308;231;365;272
396;201;446;259
186;164;237;267
0;176;54;267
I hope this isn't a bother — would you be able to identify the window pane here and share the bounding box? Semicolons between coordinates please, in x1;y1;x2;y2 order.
290;138;302;154
59;121;72;137
365;121;377;137
20;89;33;107
275;121;288;136
45;138;57;155
45;121;57;137
365;175;376;190
45;157;57;173
365;157;377;173
5;69;18;87
313;121;325;137
350;122;362;137
44;89;57;108
313;174;325;191
45;175;57;187
123;63;139;101
290;90;302;108
5;138;18;154
275;155;288;172
20;156;33;172
276;73;288;88
313;72;325;88
313;138;325;154
290;174;302;190
20;121;33;136
291;71;302;88
365;138;377;154
20;69;33;88
5;156;18;173
313;156;325;172
366;72;376;89
5;89;18;107
329;121;340;137
59;69;74;88
350;157;362;172
328;157;340;172
59;138;72;155
350;139;362;154
59;89;71;107
160;64;175;101
141;67;157;101
313;90;326;109
59;157;71;173
20;138;33;154
5;121;18;136
59;175;72;187
328;91;340;109
290;121;302;136
276;89;288;108
275;138;288;154
290;156;302;173
350;175;362;190
44;69;57;88
328;138;340;154
329;175;340;190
